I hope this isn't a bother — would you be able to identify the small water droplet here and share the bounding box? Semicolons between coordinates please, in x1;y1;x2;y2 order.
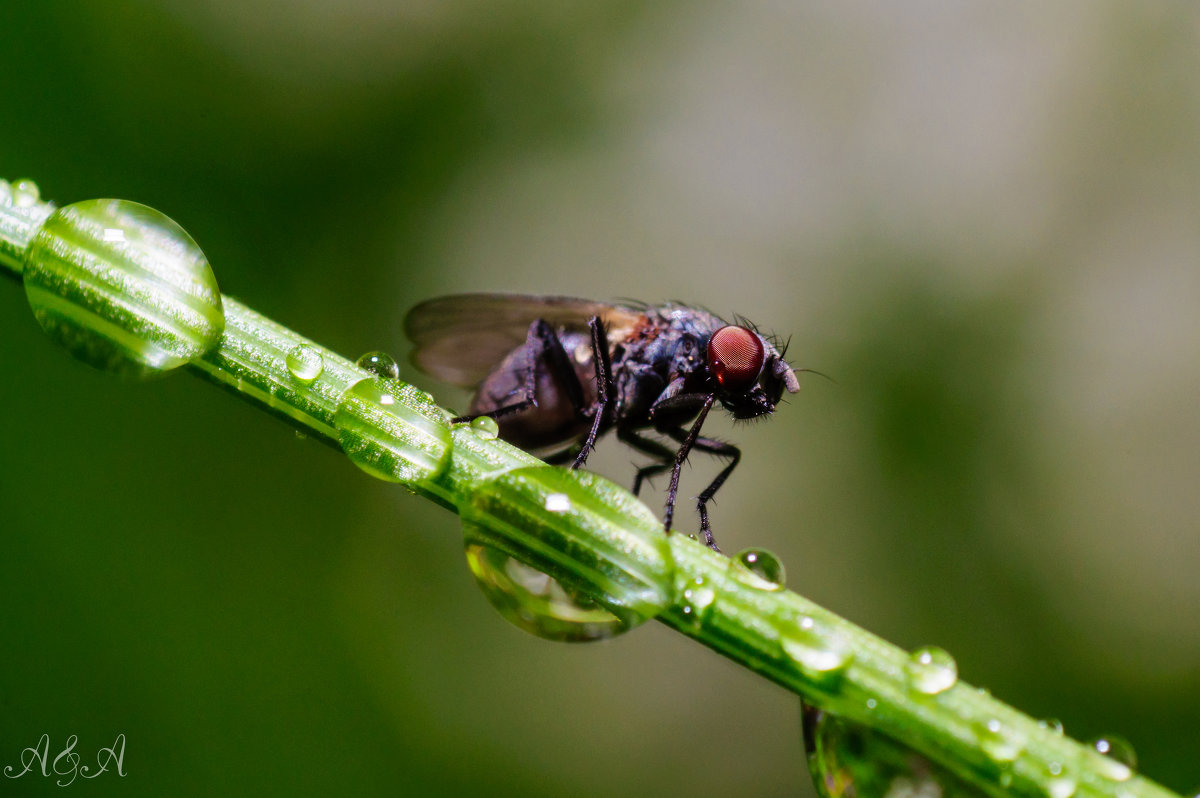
1090;735;1135;781
12;178;40;207
1047;776;1077;798
544;493;571;512
1038;718;1064;735
470;415;499;439
904;646;958;695
356;350;400;380
285;344;324;383
677;575;716;631
730;548;786;590
976;718;1024;763
1048;761;1063;776
781;616;853;682
1092;735;1136;769
865;698;876;710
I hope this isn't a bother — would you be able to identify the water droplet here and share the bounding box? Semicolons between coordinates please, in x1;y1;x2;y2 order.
464;466;673;641
729;548;786;590
12;178;40;207
676;575;716;631
904;646;958;695
1047;776;1077;798
781;616;853;682
470;415;499;439
801;702;989;798
464;526;632;642
23;199;224;377
976;718;1024;763
285;344;324;383
864;698;876;710
1090;735;1135;781
544;492;571;512
334;377;452;485
356;350;399;380
1092;735;1136;768
1038;718;1064;735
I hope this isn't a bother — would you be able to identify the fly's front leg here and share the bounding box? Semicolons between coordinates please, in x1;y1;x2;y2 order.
664;426;741;552
572;316;614;470
660;394;716;540
451;319;585;424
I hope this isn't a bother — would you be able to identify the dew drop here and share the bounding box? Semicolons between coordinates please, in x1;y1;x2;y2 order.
1091;735;1136;769
1038;718;1064;735
356;350;400;380
334;377;452;485
781;616;853;682
12;178;40;207
975;718;1024;763
1047;776;1077;798
23;199;224;377
470;415;499;439
463;525;634;642
904;646;958;695
1090;735;1135;781
677;575;716;631
544;492;571;512
730;548;786;591
801;702;989;798
285;344;324;383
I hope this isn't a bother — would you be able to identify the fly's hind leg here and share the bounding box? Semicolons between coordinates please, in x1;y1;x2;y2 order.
451;319;586;424
617;427;675;497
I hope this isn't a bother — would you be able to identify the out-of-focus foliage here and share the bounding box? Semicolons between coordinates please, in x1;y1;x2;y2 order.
1;3;1197;796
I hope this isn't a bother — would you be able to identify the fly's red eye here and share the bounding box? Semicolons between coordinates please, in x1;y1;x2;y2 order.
707;326;765;392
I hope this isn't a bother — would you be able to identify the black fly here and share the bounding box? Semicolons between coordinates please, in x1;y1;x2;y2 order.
404;294;801;552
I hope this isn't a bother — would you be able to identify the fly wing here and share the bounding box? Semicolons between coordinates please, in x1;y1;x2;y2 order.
404;293;644;388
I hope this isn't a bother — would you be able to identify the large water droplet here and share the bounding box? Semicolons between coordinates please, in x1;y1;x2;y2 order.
975;718;1024;763
1091;735;1135;781
285;344;323;383
464;525;632;642
356;350;399;380
463;466;673;641
334;377;452;485
802;701;988;798
905;646;958;695
730;548;786;591
781;616;853;682
23;199;225;377
469;414;499;439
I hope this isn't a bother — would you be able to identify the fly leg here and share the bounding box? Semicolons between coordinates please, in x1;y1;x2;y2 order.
616;427;675;496
660;394;716;544
663;425;741;552
572;317;614;470
451;319;586;424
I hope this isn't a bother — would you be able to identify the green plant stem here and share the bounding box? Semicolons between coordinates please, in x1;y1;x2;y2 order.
0;184;1183;798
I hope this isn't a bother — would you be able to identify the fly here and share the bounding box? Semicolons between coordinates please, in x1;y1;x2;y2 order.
404;294;801;552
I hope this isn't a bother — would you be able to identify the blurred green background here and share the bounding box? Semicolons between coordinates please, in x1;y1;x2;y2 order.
2;3;1198;796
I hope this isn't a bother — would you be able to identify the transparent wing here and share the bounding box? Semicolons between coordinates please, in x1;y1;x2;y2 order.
404;293;644;388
